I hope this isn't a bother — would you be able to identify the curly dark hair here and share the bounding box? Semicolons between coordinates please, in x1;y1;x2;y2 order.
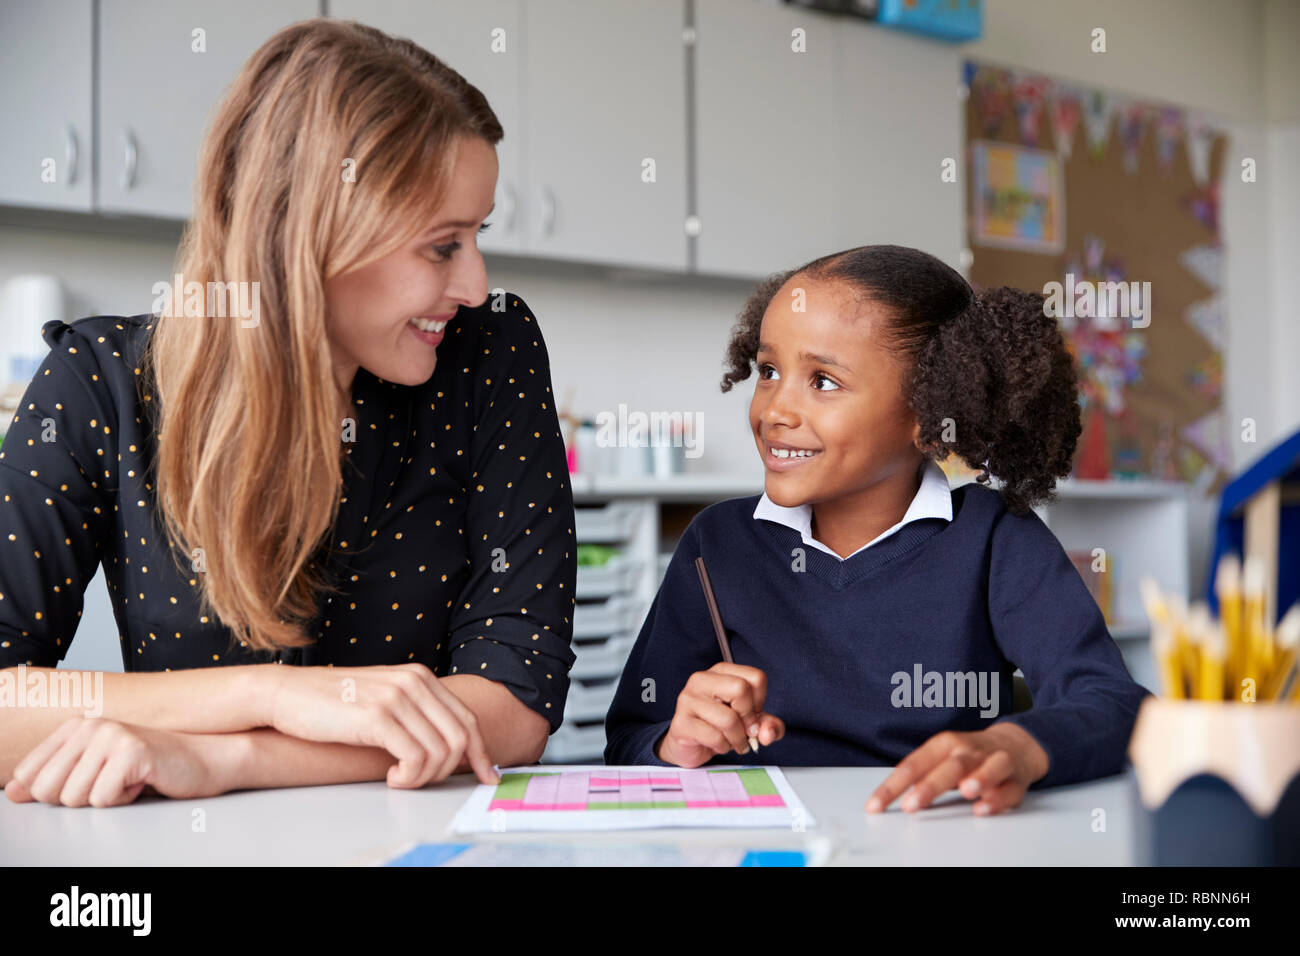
720;245;1082;515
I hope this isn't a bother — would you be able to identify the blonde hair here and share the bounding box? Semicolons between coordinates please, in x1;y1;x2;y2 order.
142;18;502;652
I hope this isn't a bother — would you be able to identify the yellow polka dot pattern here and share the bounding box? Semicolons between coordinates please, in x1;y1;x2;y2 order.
0;296;577;731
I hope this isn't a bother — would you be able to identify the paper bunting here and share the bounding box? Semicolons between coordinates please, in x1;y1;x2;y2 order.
1083;90;1115;156
1184;116;1216;186
1186;353;1223;402
1117;100;1146;173
1179;244;1223;291
1049;86;1082;160
971;67;1013;138
1181;411;1231;472
1012;76;1051;146
1185;296;1224;351
966;63;1224;180
1152;107;1186;171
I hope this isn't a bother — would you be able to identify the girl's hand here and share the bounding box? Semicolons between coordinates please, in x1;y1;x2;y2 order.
266;663;498;788
865;723;1050;816
655;662;785;768
4;717;233;807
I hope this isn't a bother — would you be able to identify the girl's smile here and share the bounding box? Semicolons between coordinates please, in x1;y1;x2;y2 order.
761;437;823;470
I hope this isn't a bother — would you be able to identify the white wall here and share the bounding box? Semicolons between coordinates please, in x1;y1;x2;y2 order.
1264;0;1300;122
971;0;1267;120
1264;0;1300;441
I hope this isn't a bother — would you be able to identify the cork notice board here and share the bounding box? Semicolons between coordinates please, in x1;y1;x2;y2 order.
961;61;1230;488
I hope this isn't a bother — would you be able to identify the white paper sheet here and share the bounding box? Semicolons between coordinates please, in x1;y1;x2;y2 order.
448;764;817;834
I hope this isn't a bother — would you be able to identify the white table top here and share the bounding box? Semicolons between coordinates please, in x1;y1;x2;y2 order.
0;766;1137;866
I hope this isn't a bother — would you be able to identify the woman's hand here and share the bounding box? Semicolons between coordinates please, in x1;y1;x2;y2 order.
656;663;785;768
865;722;1050;816
265;662;499;788
4;717;236;807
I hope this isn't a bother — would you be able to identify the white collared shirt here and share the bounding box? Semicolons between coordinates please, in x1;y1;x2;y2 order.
752;459;953;561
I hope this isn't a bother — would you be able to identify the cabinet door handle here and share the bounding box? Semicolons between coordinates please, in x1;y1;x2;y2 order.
64;125;79;186
536;185;555;238
121;129;138;190
496;180;517;234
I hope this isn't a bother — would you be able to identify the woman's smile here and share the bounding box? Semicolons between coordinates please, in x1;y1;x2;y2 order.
408;315;451;347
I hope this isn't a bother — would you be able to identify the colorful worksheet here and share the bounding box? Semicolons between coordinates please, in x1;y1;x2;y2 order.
448;765;815;833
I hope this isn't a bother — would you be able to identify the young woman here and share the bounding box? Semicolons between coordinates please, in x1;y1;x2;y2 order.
604;245;1152;816
1;19;576;806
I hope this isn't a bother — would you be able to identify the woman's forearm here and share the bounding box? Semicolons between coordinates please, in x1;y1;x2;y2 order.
441;674;549;769
0;663;277;783
220;675;550;791
218;728;395;790
2;664;549;789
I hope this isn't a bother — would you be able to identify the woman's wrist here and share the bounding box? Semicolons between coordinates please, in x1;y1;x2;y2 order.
195;729;258;794
242;662;286;729
218;728;395;790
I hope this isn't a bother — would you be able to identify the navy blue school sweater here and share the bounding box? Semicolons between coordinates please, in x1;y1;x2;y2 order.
603;482;1152;789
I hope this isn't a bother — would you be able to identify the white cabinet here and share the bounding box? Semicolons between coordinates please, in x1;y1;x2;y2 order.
338;0;688;271
5;0;965;280
96;0;317;219
693;0;837;279
0;0;93;212
833;20;964;271
522;0;687;271
329;0;526;255
693;2;964;280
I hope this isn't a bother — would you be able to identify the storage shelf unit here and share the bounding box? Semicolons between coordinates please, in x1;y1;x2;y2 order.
545;470;1189;760
542;498;660;763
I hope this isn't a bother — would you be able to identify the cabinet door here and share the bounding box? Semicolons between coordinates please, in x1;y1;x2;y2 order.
523;0;687;271
694;0;836;279
833;22;963;272
97;0;317;219
0;0;93;212
329;0;525;255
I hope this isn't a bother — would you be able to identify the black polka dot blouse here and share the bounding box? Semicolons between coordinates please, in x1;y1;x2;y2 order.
0;293;577;731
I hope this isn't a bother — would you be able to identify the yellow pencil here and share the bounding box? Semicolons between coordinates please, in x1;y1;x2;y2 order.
1140;576;1168;625
1192;605;1225;701
1242;556;1271;689
1141;578;1172;690
1214;554;1242;693
1142;577;1185;698
1169;593;1197;696
1150;617;1184;699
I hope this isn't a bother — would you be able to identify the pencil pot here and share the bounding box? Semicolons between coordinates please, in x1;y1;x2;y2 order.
1128;698;1300;865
